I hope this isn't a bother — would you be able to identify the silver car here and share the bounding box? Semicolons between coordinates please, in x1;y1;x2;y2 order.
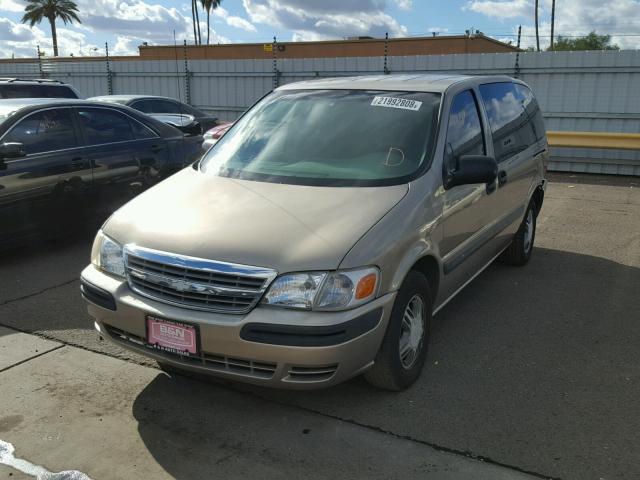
81;74;547;391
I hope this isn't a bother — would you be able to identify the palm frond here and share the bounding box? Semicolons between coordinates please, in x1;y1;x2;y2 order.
20;0;81;25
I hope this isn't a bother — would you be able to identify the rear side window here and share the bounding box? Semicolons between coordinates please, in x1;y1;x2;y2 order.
444;90;485;173
130;99;155;113
131;99;181;114
514;84;546;142
78;108;134;145
0;84;77;99
3;108;79;155
479;82;539;162
181;104;206;117
150;100;181;114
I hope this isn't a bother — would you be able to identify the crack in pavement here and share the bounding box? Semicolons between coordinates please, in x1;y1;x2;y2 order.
0;343;65;374
218;382;561;480
545;194;638;207
0;278;79;307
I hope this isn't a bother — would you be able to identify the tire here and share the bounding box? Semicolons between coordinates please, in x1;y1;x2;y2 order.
364;270;432;391
500;201;537;266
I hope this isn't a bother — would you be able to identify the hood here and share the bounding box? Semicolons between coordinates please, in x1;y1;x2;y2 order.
105;168;408;273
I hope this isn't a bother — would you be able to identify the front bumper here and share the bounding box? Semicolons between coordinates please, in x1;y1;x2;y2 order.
81;265;395;389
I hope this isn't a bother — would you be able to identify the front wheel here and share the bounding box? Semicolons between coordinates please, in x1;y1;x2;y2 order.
364;271;432;391
500;201;537;266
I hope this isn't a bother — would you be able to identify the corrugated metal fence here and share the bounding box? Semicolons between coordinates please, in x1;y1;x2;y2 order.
1;50;639;175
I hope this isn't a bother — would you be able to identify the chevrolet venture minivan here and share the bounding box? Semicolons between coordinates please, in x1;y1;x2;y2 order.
81;75;547;391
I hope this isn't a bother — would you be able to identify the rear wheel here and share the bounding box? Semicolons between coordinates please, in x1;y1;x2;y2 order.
500;201;537;266
364;271;431;391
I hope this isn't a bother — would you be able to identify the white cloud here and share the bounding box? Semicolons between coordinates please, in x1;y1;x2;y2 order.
469;0;640;49
0;0;234;57
212;7;257;32
465;0;533;20
427;26;450;34
111;35;140;55
1;0;23;13
0;17;34;42
242;0;408;40
394;0;413;10
0;17;100;57
75;0;192;42
225;15;257;32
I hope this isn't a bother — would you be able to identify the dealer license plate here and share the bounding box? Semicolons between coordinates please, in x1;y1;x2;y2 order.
146;316;198;356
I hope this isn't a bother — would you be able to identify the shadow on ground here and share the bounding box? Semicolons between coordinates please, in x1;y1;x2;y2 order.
134;247;639;480
1;222;639;479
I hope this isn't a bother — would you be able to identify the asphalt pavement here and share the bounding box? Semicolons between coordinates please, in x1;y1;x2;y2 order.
0;172;638;480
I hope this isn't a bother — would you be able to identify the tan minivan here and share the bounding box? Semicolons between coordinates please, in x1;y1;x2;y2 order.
81;75;547;391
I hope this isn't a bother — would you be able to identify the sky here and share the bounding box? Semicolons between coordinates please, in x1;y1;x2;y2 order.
1;0;639;58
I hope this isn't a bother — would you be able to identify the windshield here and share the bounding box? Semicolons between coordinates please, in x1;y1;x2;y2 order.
200;89;441;186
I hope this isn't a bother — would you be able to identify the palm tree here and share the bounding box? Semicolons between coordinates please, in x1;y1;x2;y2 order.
21;0;81;57
550;0;556;50
534;0;540;51
191;0;198;45
194;0;202;45
200;0;222;45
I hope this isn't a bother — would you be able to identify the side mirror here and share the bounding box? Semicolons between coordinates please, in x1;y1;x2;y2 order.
0;142;26;160
444;155;497;190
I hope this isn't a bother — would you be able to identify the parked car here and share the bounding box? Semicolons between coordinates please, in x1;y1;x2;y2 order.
202;121;233;151
81;75;547;391
150;113;203;137
89;95;218;132
0;99;203;246
0;78;81;99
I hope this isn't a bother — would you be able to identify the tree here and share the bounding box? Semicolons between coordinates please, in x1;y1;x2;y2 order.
534;0;540;51
191;0;198;45
21;0;81;57
551;31;620;51
200;0;222;45
190;0;202;44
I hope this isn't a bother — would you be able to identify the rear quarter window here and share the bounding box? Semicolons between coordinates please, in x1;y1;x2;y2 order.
479;82;541;162
514;84;546;142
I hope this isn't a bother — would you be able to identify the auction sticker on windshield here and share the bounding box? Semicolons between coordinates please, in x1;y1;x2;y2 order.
147;316;198;355
371;96;422;111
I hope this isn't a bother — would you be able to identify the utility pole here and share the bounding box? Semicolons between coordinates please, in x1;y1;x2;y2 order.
550;0;556;50
272;36;279;89
36;45;44;78
383;32;389;74
514;25;522;78
105;42;113;95
535;0;540;51
183;39;191;105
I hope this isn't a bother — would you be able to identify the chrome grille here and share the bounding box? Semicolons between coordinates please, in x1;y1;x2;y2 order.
124;245;277;314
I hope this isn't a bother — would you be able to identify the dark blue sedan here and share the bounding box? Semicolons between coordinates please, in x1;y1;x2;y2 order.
0;99;203;245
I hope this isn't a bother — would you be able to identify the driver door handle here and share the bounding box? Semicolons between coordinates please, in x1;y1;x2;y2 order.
498;170;508;186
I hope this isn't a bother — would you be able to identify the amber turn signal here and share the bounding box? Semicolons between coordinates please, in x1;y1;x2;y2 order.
355;273;377;299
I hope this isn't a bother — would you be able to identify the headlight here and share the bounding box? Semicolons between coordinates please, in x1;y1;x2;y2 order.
91;230;125;278
262;267;379;311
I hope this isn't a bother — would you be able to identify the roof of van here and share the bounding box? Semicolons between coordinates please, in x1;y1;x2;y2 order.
277;74;517;93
